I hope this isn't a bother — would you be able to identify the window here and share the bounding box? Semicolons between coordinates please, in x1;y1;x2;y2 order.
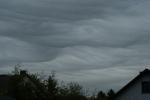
142;81;150;94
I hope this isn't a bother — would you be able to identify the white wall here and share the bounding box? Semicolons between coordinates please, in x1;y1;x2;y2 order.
115;74;150;100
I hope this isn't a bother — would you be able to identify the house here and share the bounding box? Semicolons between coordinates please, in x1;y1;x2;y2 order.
0;96;16;100
113;69;150;100
0;75;11;94
0;70;48;100
0;75;16;100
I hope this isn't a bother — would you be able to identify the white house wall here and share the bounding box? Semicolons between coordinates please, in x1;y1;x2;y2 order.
115;74;150;100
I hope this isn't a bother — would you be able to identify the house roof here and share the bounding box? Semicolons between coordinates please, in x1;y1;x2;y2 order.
0;75;11;90
0;96;16;100
113;69;150;100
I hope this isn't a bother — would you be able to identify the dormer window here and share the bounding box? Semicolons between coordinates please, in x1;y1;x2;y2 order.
142;81;150;94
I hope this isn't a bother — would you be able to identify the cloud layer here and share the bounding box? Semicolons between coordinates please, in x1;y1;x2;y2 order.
0;0;150;91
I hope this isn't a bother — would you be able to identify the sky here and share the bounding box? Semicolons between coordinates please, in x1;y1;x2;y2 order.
0;0;150;92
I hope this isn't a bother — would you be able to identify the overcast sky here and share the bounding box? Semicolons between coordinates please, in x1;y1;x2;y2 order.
0;0;150;92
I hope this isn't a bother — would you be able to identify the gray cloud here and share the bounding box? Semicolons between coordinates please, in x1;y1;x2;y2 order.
0;0;150;92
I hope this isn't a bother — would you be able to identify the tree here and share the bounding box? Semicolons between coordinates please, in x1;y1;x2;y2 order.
10;70;49;100
107;89;115;99
97;91;106;100
46;71;58;100
67;82;86;100
57;82;86;100
10;68;87;100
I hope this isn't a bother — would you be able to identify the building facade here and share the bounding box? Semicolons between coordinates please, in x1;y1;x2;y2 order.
114;69;150;100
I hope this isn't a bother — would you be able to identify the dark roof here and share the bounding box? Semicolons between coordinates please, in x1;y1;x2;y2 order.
0;75;11;90
113;69;150;100
0;96;16;100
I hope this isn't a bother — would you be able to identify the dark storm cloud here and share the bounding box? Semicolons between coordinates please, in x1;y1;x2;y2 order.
0;0;150;91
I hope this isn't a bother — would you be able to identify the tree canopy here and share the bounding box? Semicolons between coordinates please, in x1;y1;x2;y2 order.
0;66;115;100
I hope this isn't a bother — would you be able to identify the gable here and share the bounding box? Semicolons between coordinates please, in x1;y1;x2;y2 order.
114;69;150;100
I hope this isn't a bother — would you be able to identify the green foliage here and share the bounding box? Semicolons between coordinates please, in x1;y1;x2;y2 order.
57;82;86;100
67;82;86;100
68;82;82;95
97;91;107;100
107;89;115;99
12;64;21;75
95;89;116;100
10;68;87;100
47;71;58;96
0;66;116;100
9;70;49;100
